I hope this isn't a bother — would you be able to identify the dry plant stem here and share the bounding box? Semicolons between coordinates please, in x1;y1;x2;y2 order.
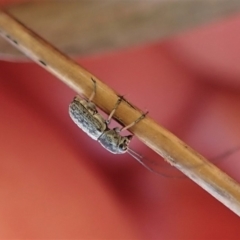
0;10;240;216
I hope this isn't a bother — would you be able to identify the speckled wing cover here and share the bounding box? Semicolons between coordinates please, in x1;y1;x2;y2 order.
69;99;107;140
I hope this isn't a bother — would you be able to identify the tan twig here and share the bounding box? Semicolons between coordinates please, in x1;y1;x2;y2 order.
1;10;240;216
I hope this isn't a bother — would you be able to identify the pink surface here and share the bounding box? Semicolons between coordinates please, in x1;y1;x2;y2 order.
1;3;240;240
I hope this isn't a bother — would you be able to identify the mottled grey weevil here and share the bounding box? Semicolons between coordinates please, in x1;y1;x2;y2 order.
69;78;147;155
69;79;239;177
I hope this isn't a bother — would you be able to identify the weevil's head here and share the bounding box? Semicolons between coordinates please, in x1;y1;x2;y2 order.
118;135;133;153
98;129;133;154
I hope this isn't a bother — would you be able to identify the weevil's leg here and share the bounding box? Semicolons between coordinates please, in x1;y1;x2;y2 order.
88;78;97;102
120;111;148;132
106;96;124;124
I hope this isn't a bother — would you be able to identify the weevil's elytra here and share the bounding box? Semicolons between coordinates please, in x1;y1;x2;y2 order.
69;78;147;154
69;96;107;140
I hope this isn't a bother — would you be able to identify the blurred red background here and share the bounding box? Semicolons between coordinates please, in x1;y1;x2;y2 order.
0;0;240;239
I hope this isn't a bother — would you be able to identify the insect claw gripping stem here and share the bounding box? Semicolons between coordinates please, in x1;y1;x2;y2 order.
88;78;96;102
120;111;148;132
106;96;124;125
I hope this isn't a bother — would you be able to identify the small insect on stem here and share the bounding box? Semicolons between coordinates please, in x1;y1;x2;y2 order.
69;78;240;177
69;78;147;155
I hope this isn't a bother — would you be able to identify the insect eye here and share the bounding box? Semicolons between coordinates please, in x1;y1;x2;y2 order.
119;143;127;151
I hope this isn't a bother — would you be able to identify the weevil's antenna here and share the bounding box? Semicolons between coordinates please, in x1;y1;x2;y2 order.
127;148;185;179
210;146;240;164
127;148;154;173
128;145;240;179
